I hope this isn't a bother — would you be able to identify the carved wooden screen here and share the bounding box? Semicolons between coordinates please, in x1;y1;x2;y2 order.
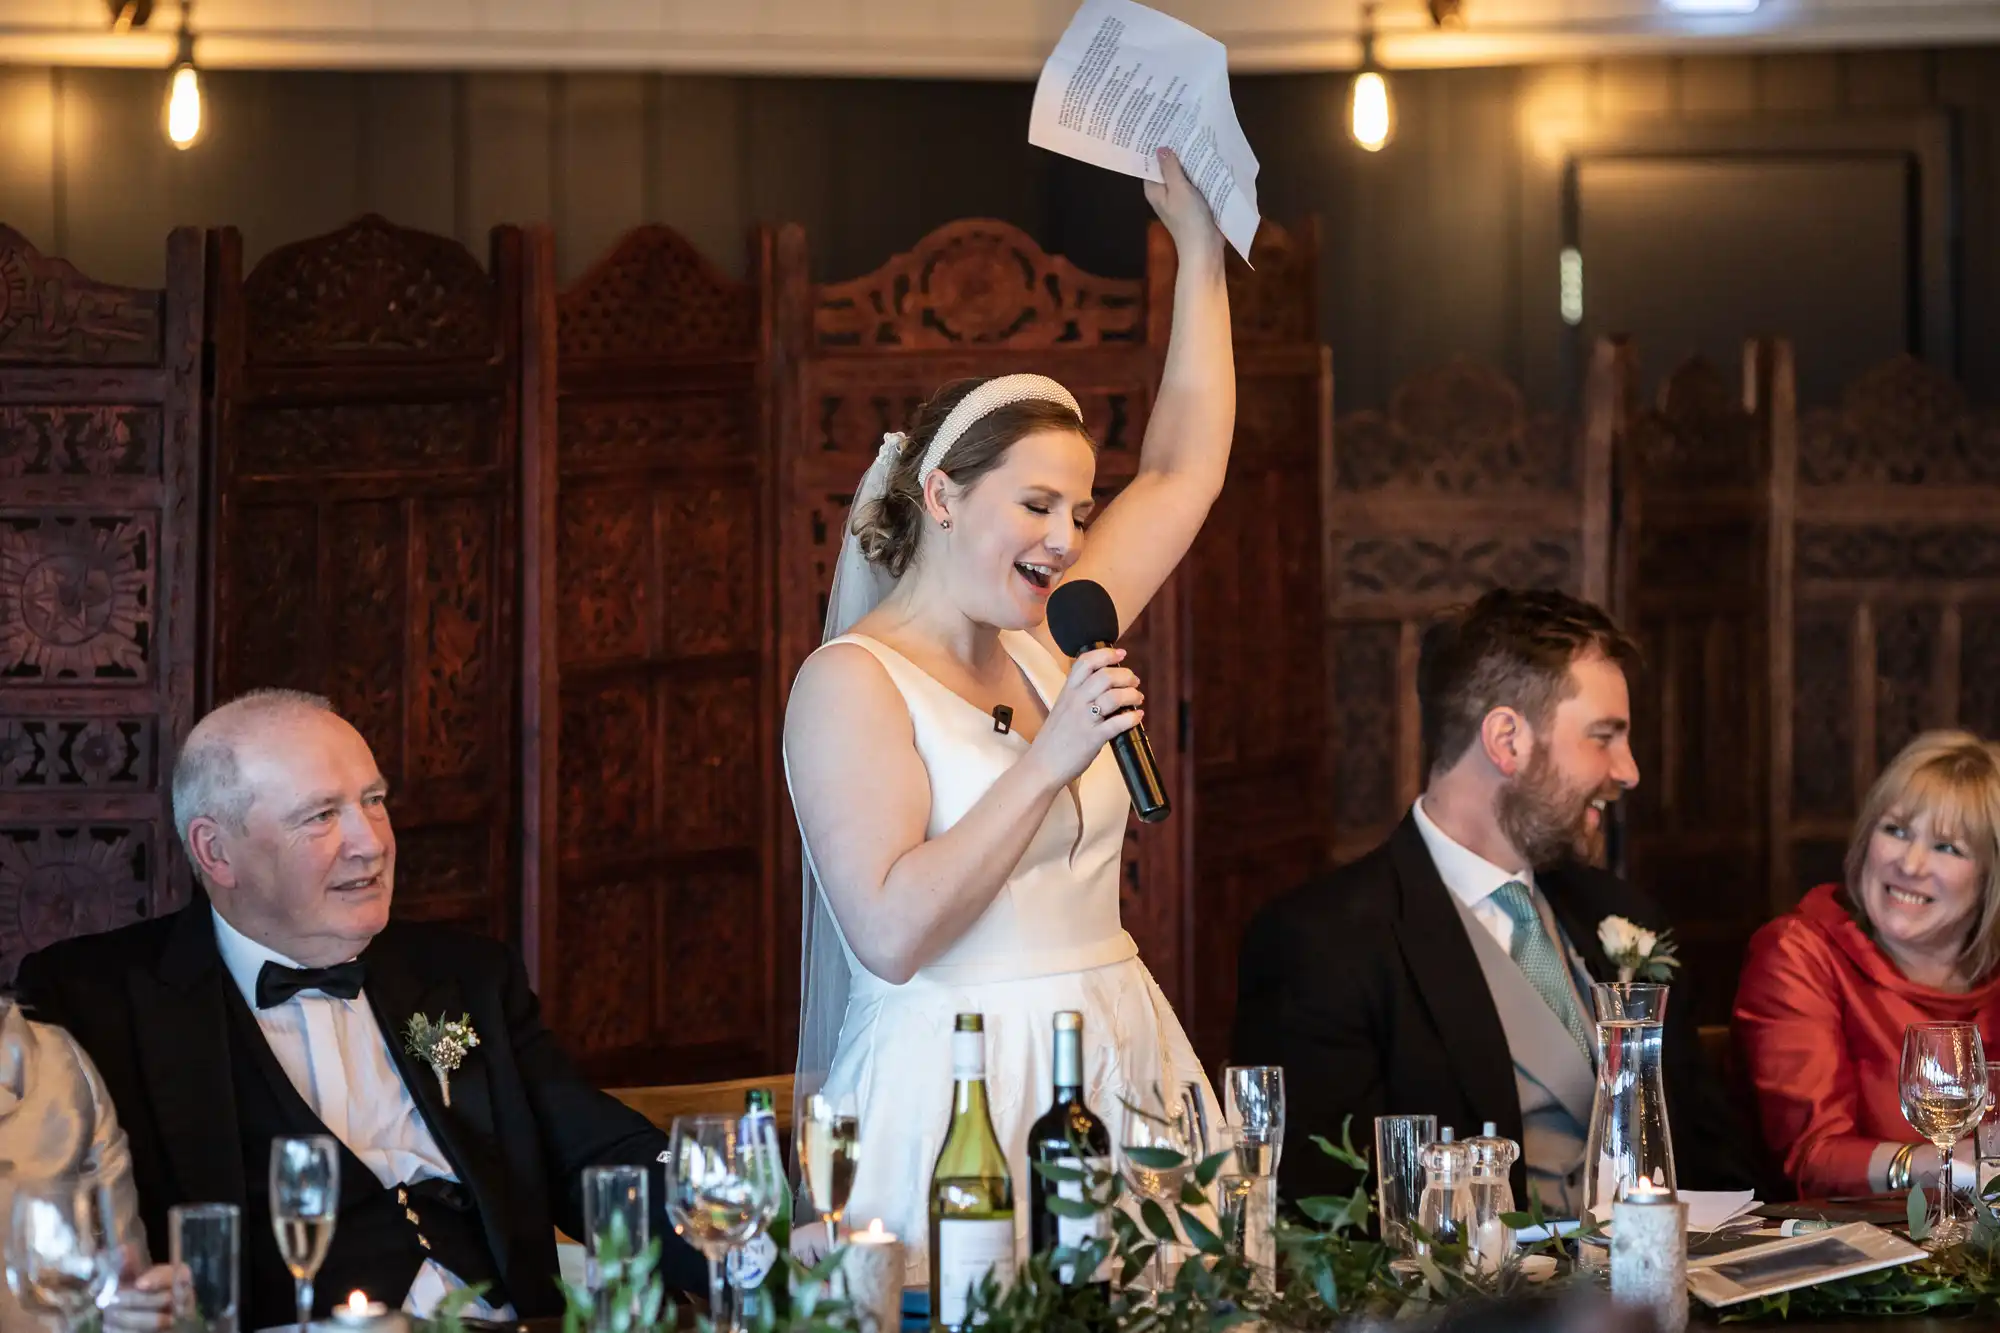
0;228;202;980
1327;361;1614;865
1605;340;1778;1026
1772;354;2000;909
206;217;523;940
776;219;1184;1046
527;225;782;1085
1164;221;1332;1068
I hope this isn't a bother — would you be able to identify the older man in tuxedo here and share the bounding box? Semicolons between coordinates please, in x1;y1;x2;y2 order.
1233;589;1758;1214
20;689;707;1328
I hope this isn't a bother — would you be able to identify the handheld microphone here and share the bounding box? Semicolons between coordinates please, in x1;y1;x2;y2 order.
1046;578;1170;824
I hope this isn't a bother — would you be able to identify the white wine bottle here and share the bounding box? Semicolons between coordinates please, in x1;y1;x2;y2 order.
929;1013;1016;1330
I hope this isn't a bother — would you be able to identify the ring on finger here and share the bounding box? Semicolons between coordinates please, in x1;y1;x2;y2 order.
1089;704;1100;717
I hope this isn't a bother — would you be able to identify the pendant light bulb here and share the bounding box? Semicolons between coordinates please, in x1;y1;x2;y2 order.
1349;6;1393;153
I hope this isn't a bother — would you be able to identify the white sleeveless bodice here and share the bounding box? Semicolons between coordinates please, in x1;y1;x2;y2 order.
824;629;1137;986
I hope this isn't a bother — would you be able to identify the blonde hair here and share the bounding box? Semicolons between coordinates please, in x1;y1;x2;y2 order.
1843;729;2000;981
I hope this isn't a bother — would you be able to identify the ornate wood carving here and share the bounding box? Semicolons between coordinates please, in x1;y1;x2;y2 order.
1335;359;1574;493
207;218;521;941
0;227;201;982
1329;353;1607;866
528;225;781;1084
1170;220;1331;1069
1799;355;2000;486
811;219;1144;351
1605;344;1771;1026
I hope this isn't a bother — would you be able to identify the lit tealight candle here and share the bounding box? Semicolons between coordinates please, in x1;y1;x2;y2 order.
332;1291;389;1326
1612;1177;1687;1333
839;1219;904;1333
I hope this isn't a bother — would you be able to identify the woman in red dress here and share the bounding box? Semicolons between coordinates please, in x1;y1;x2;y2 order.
1736;730;2000;1199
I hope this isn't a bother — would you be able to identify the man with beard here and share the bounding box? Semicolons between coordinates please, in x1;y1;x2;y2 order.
1231;589;1757;1213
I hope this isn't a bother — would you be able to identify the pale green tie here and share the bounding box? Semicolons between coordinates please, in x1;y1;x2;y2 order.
1491;880;1594;1059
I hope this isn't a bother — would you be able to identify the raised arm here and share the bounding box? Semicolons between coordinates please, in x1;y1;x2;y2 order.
786;642;1142;984
1050;147;1235;639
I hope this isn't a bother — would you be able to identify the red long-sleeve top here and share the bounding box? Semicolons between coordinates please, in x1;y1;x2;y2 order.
1734;882;2000;1198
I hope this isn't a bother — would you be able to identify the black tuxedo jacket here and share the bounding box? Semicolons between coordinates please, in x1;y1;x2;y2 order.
1231;812;1761;1209
17;905;708;1322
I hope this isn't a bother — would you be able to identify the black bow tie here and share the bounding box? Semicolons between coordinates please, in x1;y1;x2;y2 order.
255;959;367;1009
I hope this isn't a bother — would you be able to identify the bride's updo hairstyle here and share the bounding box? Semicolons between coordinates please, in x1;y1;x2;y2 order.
853;377;1093;579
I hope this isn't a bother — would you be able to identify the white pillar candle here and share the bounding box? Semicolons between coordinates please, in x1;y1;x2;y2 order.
1611;1180;1687;1333
840;1219;905;1333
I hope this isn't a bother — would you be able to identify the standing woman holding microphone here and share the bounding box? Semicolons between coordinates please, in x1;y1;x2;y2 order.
782;147;1235;1284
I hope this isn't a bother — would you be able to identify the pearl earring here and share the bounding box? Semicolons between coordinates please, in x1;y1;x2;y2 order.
940;518;952;530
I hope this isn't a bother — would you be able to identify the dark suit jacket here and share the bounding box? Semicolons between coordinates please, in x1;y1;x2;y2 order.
17;904;709;1320
1231;812;1761;1210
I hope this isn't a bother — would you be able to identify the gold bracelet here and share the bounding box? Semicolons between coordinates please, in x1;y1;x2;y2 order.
1888;1142;1916;1192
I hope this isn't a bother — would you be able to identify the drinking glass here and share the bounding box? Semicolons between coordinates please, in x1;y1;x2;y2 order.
1373;1116;1436;1256
1977;1063;2000;1213
170;1203;241;1333
798;1093;860;1246
1901;1021;1989;1249
1119;1098;1194;1289
5;1176;119;1333
1221;1067;1285;1274
583;1164;649;1327
665;1114;786;1333
269;1136;339;1333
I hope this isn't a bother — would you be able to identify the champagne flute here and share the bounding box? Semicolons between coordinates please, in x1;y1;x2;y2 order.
6;1176;119;1333
798;1094;860;1247
666;1114;786;1333
1221;1066;1285;1271
1900;1021;1989;1249
269;1136;340;1333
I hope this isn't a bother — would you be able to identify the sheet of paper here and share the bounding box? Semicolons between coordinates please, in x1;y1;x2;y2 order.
1682;1189;1760;1232
1029;0;1261;263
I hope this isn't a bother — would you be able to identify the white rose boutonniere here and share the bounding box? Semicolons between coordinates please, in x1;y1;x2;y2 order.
1597;915;1680;983
403;1012;480;1106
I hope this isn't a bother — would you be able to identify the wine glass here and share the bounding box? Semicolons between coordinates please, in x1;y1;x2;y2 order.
1900;1021;1990;1249
269;1135;340;1333
1119;1097;1193;1290
5;1176;119;1333
666;1114;786;1333
798;1093;860;1247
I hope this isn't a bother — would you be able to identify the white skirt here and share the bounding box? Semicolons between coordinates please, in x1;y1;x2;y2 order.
822;948;1213;1286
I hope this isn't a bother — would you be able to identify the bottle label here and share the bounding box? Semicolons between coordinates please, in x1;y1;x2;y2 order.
727;1231;778;1289
935;1218;1015;1327
952;1030;985;1080
1053;1157;1110;1283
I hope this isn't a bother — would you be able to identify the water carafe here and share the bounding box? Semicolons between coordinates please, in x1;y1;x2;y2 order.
1464;1121;1520;1274
1583;982;1676;1232
1414;1128;1472;1255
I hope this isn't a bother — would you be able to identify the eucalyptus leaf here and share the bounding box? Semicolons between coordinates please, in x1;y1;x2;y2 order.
1124;1146;1189;1170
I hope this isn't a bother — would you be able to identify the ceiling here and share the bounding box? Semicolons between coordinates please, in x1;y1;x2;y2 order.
3;0;1996;75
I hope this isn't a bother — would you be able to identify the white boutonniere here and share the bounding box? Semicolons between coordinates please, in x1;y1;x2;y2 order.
402;1012;480;1106
1597;915;1680;983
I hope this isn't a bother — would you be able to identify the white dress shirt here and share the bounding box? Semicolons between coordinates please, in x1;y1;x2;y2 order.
211;910;513;1319
1410;796;1535;954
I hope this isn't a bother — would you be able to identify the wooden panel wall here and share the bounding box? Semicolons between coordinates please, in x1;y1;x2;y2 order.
1325;361;1615;864
5;50;1996;408
1607;339;1776;1025
1774;354;2000;905
1177;221;1332;1069
0;226;202;980
525;224;784;1084
205;217;523;939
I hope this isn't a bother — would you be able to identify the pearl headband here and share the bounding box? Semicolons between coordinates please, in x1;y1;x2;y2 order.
911;374;1084;487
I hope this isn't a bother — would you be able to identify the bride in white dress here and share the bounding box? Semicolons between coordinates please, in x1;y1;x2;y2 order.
783;148;1231;1283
